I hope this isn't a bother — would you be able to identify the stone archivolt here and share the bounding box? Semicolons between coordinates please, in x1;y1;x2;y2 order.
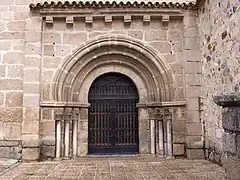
52;35;175;105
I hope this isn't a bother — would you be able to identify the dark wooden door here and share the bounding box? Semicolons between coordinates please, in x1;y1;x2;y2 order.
88;73;139;154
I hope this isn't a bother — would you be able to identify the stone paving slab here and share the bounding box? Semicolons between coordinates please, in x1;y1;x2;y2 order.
0;156;226;180
0;158;18;175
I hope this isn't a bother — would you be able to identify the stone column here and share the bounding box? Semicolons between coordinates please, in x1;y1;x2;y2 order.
148;108;156;155
164;109;173;158
72;108;79;157
214;93;240;180
63;108;72;158
54;108;63;159
154;108;164;156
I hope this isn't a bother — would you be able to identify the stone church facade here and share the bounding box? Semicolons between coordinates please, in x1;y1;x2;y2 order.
0;0;239;163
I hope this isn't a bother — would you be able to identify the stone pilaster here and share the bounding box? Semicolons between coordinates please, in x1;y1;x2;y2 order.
183;11;204;159
214;93;240;180
22;17;42;161
78;107;88;156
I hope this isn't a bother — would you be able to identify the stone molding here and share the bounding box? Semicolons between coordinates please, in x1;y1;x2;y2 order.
29;1;197;11
213;93;240;107
40;101;186;108
52;34;176;103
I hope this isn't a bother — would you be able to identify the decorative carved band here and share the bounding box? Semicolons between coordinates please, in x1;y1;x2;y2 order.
30;1;197;11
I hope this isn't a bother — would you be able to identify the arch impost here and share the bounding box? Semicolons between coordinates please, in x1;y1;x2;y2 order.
137;101;186;108
40;101;90;108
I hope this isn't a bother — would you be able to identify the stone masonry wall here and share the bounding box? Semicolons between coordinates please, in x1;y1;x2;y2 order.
0;0;202;160
40;15;187;159
198;0;240;164
0;0;28;159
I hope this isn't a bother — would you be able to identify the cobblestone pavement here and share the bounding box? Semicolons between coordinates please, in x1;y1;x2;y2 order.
0;156;226;180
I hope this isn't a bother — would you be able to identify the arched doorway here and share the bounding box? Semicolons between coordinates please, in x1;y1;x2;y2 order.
88;73;139;154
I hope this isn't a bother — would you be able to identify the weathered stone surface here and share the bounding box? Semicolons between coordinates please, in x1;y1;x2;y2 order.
63;33;87;45
222;132;236;155
23;108;40;121
0;146;21;159
145;30;167;41
168;29;183;41
0;92;3;106
40;146;55;159
149;42;171;54
40;121;55;134
7;65;23;78
7;21;25;31
41;108;53;120
0;157;226;179
186;136;204;148
25;31;41;43
23;95;40;108
127;30;143;40
0;66;5;77
0;122;21;140
25;43;41;55
187;149;205;159
222;155;240;180
44;32;61;44
5;92;23;107
0;41;11;51
0;108;22;122
23;68;40;82
44;45;54;56
22;134;39;147
0;32;24;40
23;83;40;93
3;52;24;64
187;122;203;136
22;148;39;161
24;56;40;68
43;57;62;68
22;121;39;134
199;0;240;165
173;144;185;156
0;79;22;90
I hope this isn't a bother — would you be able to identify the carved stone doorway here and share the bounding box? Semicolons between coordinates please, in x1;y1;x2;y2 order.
88;73;139;154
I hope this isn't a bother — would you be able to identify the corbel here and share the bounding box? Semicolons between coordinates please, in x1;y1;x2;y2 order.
104;15;112;28
162;15;170;30
143;15;151;24
66;16;74;25
104;15;112;23
45;16;53;24
124;15;131;24
85;16;93;24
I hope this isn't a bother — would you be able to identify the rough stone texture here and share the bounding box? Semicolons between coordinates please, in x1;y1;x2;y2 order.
1;0;237;165
214;93;240;180
0;156;226;180
198;0;240;164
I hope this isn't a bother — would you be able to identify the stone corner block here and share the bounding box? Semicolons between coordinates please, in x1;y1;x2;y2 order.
22;147;40;161
187;149;205;159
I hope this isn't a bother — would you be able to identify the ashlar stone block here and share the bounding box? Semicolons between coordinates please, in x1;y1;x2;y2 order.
5;92;23;107
0;79;22;90
63;33;87;45
22;147;40;161
3;52;24;64
145;30;167;41
187;122;203;136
